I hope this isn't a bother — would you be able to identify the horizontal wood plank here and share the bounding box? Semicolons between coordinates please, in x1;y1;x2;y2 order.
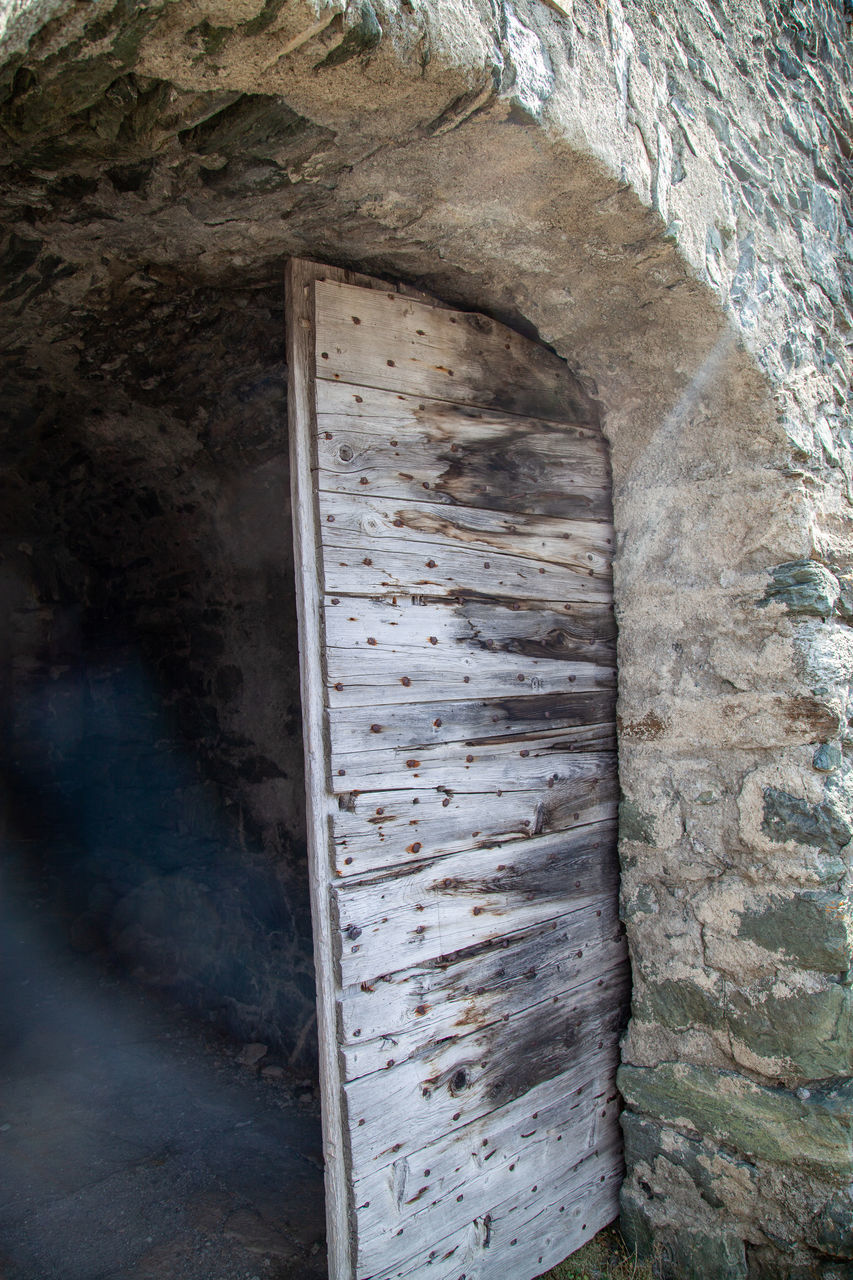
332;820;619;983
329;732;616;793
331;776;618;876
353;1059;621;1277
328;687;616;756
344;967;628;1177
319;490;613;574
315;381;610;520
326;647;613;708
341;917;628;1077
323;593;616;666
321;543;609;602
314;279;598;425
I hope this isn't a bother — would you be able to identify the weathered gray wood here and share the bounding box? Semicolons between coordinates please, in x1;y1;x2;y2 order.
330;732;616;793
285;257;352;1279
331;775;618;875
290;257;623;1280
327;650;612;708
319;490;613;573
333;820;619;984
340;911;627;1077
353;1065;622;1279
319;491;611;602
315;380;610;520
343;966;628;1176
324;593;617;669
377;1147;622;1280
328;686;616;755
314;278;598;424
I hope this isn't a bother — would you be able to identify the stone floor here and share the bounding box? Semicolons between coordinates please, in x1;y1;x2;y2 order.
0;891;327;1280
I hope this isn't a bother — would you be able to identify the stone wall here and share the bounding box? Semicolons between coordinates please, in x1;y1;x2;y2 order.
0;0;851;1273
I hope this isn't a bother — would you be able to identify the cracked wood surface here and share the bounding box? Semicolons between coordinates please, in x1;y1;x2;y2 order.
288;259;624;1280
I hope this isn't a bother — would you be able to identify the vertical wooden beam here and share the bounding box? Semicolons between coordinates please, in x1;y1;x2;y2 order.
285;258;352;1280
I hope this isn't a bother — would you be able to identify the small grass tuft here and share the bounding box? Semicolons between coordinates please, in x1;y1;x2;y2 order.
537;1224;657;1280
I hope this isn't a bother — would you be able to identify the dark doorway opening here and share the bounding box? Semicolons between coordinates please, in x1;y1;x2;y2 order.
0;280;326;1280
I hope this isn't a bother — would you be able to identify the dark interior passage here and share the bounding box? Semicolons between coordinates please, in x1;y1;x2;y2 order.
0;279;324;1276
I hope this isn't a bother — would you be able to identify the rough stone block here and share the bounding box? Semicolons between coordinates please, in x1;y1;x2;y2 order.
762;785;853;855
761;560;841;617
621;1112;757;1212
738;892;852;974
808;1184;853;1260
617;1063;853;1171
621;1185;748;1280
633;975;853;1078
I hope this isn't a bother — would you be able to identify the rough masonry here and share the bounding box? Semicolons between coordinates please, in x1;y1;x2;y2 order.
0;0;851;1274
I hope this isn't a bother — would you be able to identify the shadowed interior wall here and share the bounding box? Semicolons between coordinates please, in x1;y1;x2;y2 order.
1;285;317;1067
0;0;851;1275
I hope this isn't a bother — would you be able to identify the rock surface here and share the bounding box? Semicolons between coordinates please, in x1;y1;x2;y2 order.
0;0;851;1275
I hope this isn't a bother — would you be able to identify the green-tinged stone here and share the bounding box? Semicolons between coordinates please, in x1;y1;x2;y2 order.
617;1063;853;1170
621;1185;748;1280
634;977;723;1032
725;983;853;1079
738;892;852;973
837;576;853;621
810;1184;853;1259
619;797;656;844
315;0;382;69
622;882;659;919
762;786;853;854
815;743;844;772
760;560;841;617
621;1112;756;1210
637;975;853;1077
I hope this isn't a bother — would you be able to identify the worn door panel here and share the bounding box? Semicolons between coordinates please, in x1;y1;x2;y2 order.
286;258;626;1280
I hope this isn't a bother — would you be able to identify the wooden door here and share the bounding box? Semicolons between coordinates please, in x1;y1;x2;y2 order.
286;258;628;1280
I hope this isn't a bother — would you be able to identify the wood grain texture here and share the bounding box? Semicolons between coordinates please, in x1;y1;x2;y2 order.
324;594;617;669
353;1065;622;1279
329;732;616;794
315;380;610;520
331;775;618;875
328;687;616;754
285;257;352;1279
340;913;628;1078
289;257;624;1280
332;820;620;984
343;966;628;1175
318;490;613;605
314;279;598;424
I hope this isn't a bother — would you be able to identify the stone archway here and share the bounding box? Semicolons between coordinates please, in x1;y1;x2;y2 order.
1;1;851;1276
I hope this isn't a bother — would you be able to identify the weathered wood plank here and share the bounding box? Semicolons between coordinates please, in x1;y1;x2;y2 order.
333;821;619;983
330;732;616;793
331;775;618;875
323;593;617;669
322;541;609;602
343;966;628;1177
326;647;613;708
290;259;622;1280
315;380;610;520
352;1057;620;1276
375;1146;622;1280
341;913;627;1077
319;491;613;575
338;921;625;1080
285;257;352;1278
328;687;616;756
314;279;599;425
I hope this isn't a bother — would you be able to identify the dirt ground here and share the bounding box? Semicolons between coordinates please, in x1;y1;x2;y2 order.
0;887;327;1280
